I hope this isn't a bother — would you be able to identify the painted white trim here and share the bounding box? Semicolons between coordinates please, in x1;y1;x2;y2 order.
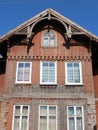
67;106;84;130
65;62;83;85
15;62;32;84
39;105;57;130
40;61;57;85
12;105;30;130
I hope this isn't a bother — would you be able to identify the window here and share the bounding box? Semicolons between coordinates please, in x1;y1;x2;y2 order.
12;105;30;130
40;61;57;85
39;105;57;130
67;106;84;130
42;31;56;47
16;62;32;83
65;62;82;85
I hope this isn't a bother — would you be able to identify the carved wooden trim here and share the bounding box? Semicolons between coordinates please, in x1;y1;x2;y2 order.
7;55;91;61
7;39;11;55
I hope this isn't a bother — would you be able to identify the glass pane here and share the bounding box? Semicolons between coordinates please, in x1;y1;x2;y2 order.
14;116;20;130
68;107;74;115
49;77;55;82
18;63;24;68
43;31;55;47
17;69;23;81
15;106;20;115
25;63;30;68
69;117;75;130
21;116;27;130
77;117;83;130
49;106;56;115
42;62;55;83
74;63;80;83
42;76;48;82
42;66;48;82
49;31;54;37
74;63;79;67
76;107;82;115
43;37;49;46
43;62;48;67
49;70;55;82
49;116;56;130
50;38;55;46
49;62;54;67
49;62;55;82
40;116;47;130
67;63;72;67
24;69;30;81
40;106;47;114
22;106;28;115
67;63;73;83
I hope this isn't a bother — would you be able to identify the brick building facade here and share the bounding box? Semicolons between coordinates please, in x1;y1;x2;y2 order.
0;8;98;130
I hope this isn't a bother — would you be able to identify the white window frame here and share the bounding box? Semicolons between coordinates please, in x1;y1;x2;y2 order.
65;62;83;85
67;106;84;130
15;62;32;84
42;31;56;47
12;105;30;130
39;105;57;130
40;61;57;85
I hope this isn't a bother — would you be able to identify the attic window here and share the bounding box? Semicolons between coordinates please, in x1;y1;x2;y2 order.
42;31;56;47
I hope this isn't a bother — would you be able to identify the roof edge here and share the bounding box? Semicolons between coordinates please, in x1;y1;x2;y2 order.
0;8;98;42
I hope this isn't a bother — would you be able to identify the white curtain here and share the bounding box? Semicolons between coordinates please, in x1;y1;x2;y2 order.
40;116;47;130
21;116;27;130
14;116;20;130
69;117;75;130
76;117;82;130
49;116;56;130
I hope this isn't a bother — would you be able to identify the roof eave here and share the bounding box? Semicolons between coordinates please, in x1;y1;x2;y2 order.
0;8;98;43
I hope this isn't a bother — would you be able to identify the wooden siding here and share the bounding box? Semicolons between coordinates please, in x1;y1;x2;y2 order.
4;29;93;94
0;16;97;130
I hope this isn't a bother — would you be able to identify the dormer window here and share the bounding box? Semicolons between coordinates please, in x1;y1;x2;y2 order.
42;31;56;47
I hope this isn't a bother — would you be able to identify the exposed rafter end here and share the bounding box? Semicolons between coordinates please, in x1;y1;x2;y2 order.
6;38;11;55
88;38;93;53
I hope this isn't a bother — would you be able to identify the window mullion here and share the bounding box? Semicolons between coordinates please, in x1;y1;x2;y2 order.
20;115;22;130
82;107;84;130
79;62;82;84
74;107;76;130
19;106;22;130
22;63;24;81
55;62;56;84
73;63;75;83
27;106;29;130
23;66;25;82
75;116;77;130
48;35;50;46
48;64;49;83
47;106;49;130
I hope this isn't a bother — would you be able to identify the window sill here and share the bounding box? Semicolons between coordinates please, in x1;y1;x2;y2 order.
41;46;57;48
40;84;57;87
15;82;32;85
65;83;84;86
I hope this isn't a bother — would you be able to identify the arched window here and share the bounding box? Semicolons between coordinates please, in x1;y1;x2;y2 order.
42;31;56;47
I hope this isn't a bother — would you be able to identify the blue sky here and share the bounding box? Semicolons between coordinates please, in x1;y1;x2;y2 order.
0;0;98;36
